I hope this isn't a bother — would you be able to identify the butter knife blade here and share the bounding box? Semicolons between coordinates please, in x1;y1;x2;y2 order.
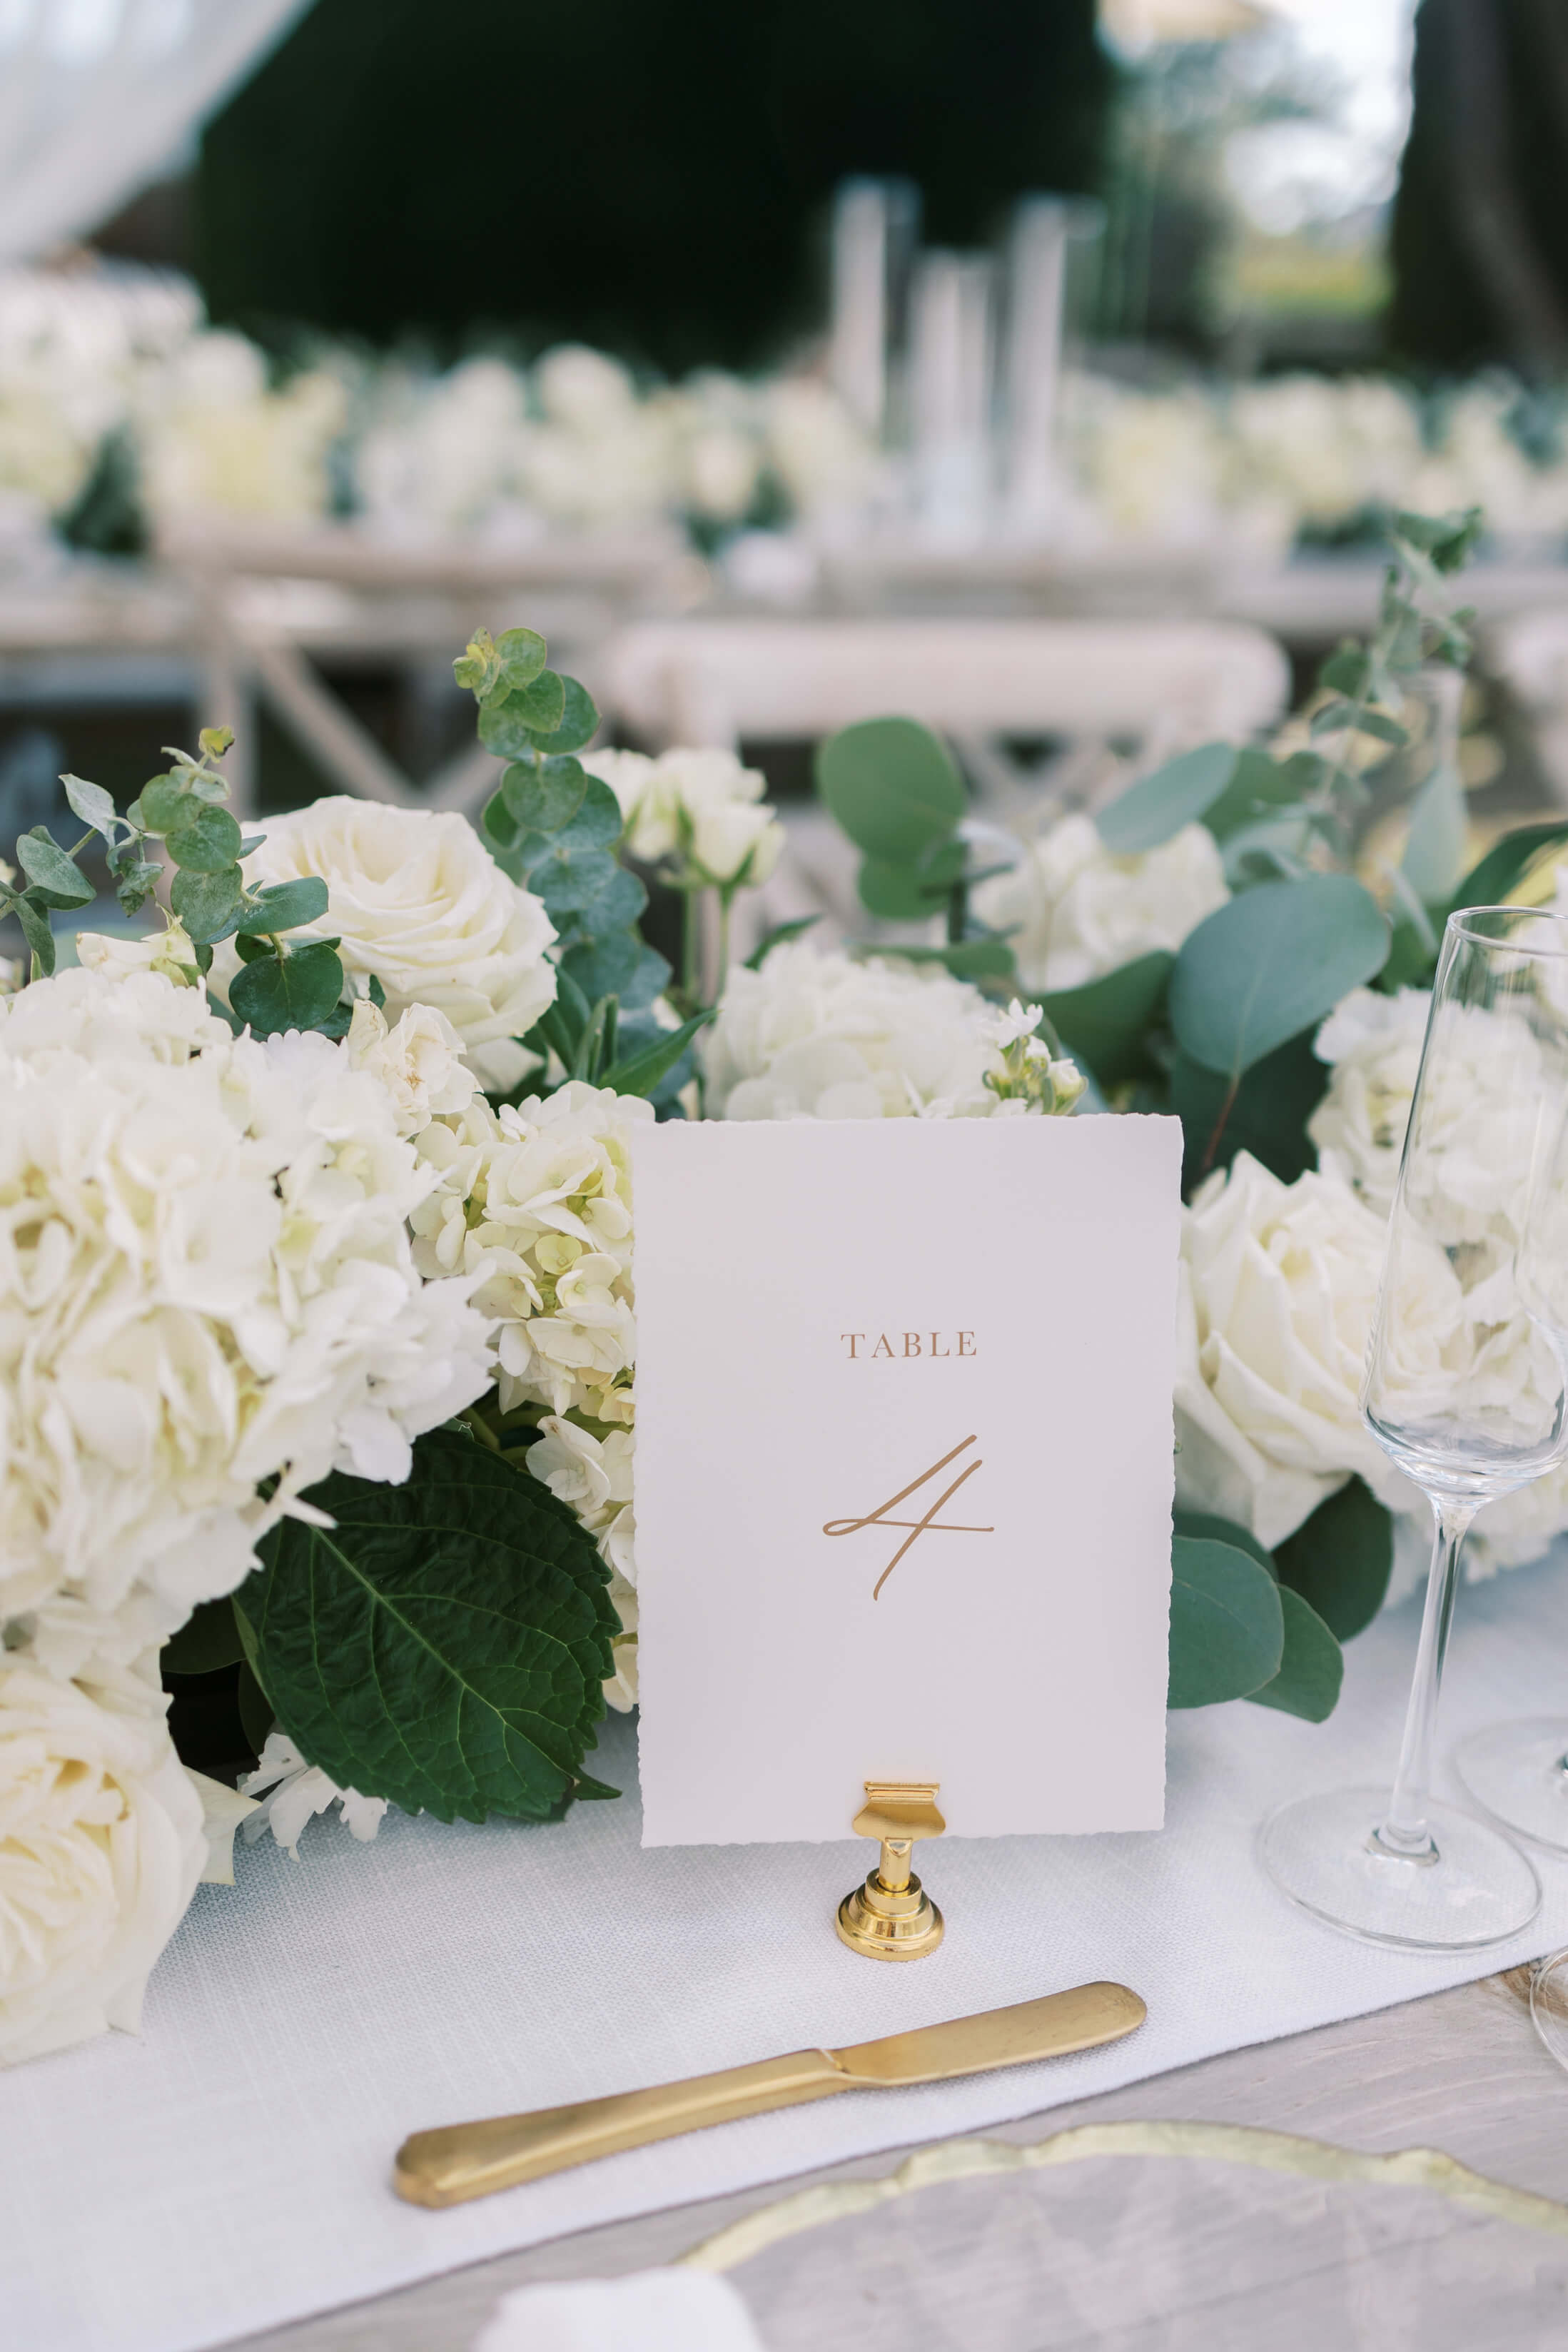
394;1982;1145;2208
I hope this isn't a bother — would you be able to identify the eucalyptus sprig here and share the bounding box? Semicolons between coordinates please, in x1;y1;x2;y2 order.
1;730;339;1019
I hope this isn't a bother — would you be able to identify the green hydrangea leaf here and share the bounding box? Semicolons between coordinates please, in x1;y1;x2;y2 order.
229;939;345;1036
238;1428;619;1821
1168;1534;1283;1708
162;1597;245;1677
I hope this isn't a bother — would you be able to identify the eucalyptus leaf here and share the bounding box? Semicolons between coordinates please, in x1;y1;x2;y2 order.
1274;1477;1394;1641
1169;877;1389;1079
1168;1535;1284;1708
138;774;190;834
557;928;644;1006
527;676;600;755
61;772;120;841
240;1428;619;1820
14;892;54;974
229;939;345;1036
236;877;331;936
1168;1029;1328;1188
495;626;548;689
1096;743;1237;855
816;717;966;864
480;673;567;756
501;756;587;835
857;843;963;919
1172;1511;1275;1573
1401;754;1468;903
170;864;246;945
1245;1587;1343;1722
1202;748;1316;844
1041;951;1173;1089
16;829;94;909
164;802;244;875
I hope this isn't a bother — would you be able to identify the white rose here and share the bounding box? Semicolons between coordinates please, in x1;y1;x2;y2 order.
225;797;557;1091
0;1665;206;2066
347;999;477;1139
687;795;783;887
580;747;674;861
1174;1153;1457;1547
973;813;1230;995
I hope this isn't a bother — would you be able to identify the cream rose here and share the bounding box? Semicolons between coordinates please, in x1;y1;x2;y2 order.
973;812;1230;995
227;797;557;1091
0;1665;206;2065
1174;1153;1460;1547
346;999;477;1139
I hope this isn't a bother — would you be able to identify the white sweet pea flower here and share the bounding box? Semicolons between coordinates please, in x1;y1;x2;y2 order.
220;797;557;1092
239;1730;388;1857
75;918;200;989
0;1663;207;2065
972;812;1229;994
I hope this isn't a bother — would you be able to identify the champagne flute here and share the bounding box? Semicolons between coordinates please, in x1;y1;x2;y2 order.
1260;907;1568;1950
1455;1075;1568;1852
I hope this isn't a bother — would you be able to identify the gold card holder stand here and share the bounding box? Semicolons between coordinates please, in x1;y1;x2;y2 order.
836;1782;946;1961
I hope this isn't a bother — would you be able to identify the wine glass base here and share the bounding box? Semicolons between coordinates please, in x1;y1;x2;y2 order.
1531;1951;1568;2074
1454;1720;1568;1854
1259;1785;1542;1953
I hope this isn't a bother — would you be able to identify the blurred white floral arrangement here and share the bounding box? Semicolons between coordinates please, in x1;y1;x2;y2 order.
9;263;1568;572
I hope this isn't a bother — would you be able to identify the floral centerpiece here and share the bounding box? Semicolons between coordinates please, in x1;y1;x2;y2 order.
4;503;1566;2066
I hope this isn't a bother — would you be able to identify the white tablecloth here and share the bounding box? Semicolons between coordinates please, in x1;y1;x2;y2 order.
9;1550;1568;2352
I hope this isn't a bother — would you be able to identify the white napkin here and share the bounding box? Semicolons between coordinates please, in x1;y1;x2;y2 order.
471;2268;763;2351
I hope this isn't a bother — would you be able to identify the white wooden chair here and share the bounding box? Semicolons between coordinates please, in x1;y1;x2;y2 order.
602;615;1290;959
1484;608;1568;809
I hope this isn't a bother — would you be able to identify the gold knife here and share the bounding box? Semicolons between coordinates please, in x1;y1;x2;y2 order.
393;1979;1145;2209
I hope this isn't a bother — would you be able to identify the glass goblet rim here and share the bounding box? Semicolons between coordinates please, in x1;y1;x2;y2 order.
1447;904;1568;957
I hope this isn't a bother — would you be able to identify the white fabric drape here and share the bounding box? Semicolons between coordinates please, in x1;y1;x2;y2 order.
0;0;318;266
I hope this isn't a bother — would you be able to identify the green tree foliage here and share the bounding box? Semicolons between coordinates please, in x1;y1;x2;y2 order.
196;0;1111;367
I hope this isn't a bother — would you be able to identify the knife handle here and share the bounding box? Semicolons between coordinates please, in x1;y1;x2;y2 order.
394;2048;849;2208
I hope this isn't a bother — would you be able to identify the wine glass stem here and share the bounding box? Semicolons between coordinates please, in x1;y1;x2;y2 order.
1377;1498;1475;1858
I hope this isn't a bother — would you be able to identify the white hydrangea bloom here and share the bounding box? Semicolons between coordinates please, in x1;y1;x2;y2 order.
136;332;346;523
238;1730;388;1857
411;1079;649;1425
221;797;557;1093
0;969;495;1640
527;1416;638;1709
972;813;1230;996
75;918;201;989
1309;987;1431;1218
703;942;1048;1121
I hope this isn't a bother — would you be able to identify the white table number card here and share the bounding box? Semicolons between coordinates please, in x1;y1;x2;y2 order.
632;1115;1184;1845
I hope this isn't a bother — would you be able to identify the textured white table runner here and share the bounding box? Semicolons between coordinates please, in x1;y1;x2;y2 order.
9;1551;1568;2352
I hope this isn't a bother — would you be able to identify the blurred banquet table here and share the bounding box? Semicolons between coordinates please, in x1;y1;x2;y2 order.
228;1969;1568;2351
